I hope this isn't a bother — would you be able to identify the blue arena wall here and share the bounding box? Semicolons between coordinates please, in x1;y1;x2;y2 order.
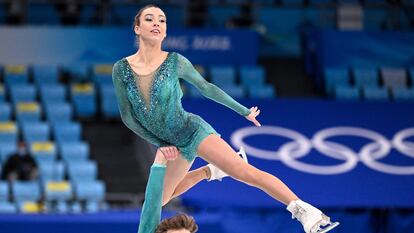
0;27;258;66
181;99;414;208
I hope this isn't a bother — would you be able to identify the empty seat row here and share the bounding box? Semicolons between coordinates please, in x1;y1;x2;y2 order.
0;179;105;213
0;140;89;164
184;82;276;99
0;102;73;124
0;121;81;141
334;86;414;101
324;67;414;96
0;64;113;87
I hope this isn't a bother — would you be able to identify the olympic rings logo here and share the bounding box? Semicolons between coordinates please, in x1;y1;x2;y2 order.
230;126;414;175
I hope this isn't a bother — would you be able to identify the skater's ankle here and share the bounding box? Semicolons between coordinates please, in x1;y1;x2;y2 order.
202;166;211;180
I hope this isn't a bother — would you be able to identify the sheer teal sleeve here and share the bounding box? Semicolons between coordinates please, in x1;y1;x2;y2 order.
137;164;166;233
176;54;251;117
112;61;165;146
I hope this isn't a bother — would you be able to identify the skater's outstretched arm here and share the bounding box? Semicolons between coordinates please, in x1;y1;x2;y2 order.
176;54;261;126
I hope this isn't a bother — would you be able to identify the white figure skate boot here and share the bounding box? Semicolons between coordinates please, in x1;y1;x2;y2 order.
287;199;339;233
207;146;248;181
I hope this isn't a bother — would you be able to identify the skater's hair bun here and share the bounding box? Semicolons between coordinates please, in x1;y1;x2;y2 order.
155;213;198;233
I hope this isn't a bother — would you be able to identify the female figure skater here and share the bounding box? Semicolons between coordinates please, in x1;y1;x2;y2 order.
112;4;339;233
139;147;198;233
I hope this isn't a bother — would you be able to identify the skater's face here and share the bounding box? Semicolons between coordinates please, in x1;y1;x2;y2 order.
134;7;167;44
166;229;191;233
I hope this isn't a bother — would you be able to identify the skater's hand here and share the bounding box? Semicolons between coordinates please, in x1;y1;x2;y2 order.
245;106;261;127
154;146;180;165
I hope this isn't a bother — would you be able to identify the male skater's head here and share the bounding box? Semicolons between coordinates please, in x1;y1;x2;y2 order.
155;214;198;233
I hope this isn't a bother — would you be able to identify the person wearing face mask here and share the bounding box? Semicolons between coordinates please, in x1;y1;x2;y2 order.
112;4;339;233
139;146;198;233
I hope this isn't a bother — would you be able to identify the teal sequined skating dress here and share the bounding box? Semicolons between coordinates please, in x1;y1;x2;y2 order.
112;52;250;161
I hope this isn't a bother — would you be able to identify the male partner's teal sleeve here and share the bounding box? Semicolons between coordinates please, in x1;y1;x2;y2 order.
137;164;166;233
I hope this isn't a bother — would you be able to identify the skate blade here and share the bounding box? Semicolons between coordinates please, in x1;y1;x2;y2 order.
318;222;339;233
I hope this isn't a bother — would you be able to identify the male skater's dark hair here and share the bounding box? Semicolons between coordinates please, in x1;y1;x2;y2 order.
155;214;198;233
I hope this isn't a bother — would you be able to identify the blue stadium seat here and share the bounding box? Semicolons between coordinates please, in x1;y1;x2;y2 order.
63;63;90;82
391;87;414;102
220;85;246;98
364;9;387;30
38;161;65;182
352;68;378;87
0;182;8;201
85;200;100;213
17;201;42;213
53;122;82;144
259;8;306;34
111;4;144;25
0;121;18;144
22;122;50;144
159;5;185;28
334;86;360;100
0;142;17;163
0;84;5;102
4;65;29;88
74;180;105;202
362;87;389;101
210;66;237;87
32;65;59;85
27;3;60;25
248;85;276;99
30;142;57;165
71;202;82;213
0;202;17;213
324;67;350;95
44;103;73;123
381;68;407;89
39;84;67;105
100;84;120;118
208;7;240;27
43;181;73;201
93;64;113;86
67;160;97;182
15;102;42;124
60;142;89;163
10;84;37;104
0;103;11;121
70;83;97;117
79;3;97;24
12;181;41;202
240;66;266;87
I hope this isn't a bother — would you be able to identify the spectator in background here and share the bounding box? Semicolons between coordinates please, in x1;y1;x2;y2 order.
1;143;38;182
227;1;254;28
53;0;83;25
4;0;27;25
187;0;207;27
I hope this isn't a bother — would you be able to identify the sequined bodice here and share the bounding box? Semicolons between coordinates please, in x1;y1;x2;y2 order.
112;51;250;153
124;53;172;113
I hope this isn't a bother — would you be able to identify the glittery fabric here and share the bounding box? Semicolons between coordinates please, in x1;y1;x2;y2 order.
112;52;250;161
